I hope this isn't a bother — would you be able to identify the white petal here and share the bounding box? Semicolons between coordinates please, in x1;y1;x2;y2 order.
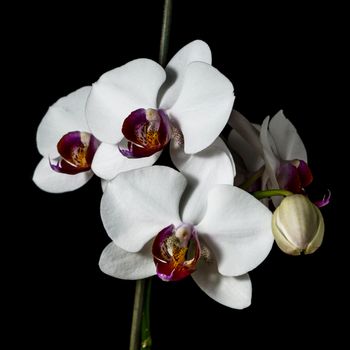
101;166;186;252
37;86;91;158
228;129;264;172
169;62;234;154
99;241;155;280
159;40;212;109
228;110;265;185
101;179;108;192
260;116;280;190
197;185;274;276
86;59;166;144
33;157;93;193
228;110;263;158
170;137;235;225
269;110;307;162
91;142;161;180
192;261;251;309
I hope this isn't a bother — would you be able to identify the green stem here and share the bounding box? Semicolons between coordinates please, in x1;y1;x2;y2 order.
129;279;145;350
159;0;173;67
240;167;264;191
252;189;294;200
129;2;173;349
141;278;152;349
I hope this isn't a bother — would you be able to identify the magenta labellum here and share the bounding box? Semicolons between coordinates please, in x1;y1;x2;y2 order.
276;159;331;207
50;131;100;174
152;224;201;282
277;159;313;194
120;108;172;158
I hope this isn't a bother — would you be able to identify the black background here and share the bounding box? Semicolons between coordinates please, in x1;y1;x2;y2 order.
10;0;346;348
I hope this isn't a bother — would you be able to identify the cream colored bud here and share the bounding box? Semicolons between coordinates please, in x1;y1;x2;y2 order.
272;194;324;255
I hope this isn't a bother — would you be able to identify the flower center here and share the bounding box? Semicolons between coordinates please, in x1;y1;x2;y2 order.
119;108;172;158
50;131;100;174
152;223;201;282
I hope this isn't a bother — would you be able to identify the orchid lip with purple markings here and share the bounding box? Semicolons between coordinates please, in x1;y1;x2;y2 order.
50;131;100;175
152;223;201;282
119;108;172;158
277;159;313;194
277;159;330;207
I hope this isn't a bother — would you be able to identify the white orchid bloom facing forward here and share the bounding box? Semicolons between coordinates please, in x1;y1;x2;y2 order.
86;40;234;180
33;87;101;193
99;166;273;309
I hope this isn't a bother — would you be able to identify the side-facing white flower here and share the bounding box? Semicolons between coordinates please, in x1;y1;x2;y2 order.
33;87;100;193
86;40;234;180
99;165;273;309
228;109;313;205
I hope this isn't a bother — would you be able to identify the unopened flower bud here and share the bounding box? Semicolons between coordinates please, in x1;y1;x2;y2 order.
272;194;324;255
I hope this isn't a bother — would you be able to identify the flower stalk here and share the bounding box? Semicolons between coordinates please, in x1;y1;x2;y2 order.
240;167;264;191
141;278;152;349
159;0;173;67
252;189;293;200
130;1;173;349
129;279;145;350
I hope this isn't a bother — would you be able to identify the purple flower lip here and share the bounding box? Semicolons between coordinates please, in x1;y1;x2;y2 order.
277;159;313;194
152;224;201;282
277;159;330;208
50;131;100;175
119;108;172;158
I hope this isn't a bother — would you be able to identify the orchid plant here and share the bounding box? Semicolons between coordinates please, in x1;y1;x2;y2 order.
33;1;329;349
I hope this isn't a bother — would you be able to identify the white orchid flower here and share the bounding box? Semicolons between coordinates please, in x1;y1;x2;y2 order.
33;87;101;193
86;40;234;180
227;109;322;206
33;40;233;192
99;165;273;309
